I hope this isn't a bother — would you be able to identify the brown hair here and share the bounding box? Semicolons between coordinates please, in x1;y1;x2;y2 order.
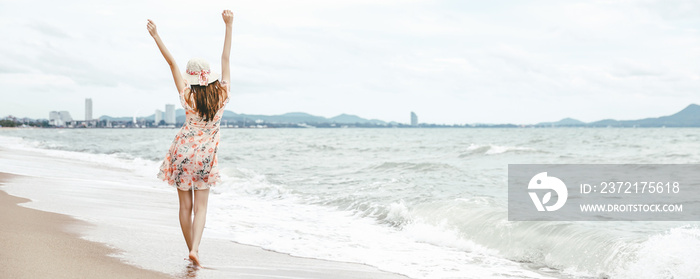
188;80;225;121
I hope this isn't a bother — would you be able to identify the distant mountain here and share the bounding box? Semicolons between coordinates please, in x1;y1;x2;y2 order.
536;117;585;127
536;104;700;127
329;114;386;124
221;111;386;124
101;109;386;125
98;115;133;121
96;104;700;127
252;112;328;123
588;104;700;127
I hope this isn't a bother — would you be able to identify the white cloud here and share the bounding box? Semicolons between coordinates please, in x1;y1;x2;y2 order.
0;0;698;124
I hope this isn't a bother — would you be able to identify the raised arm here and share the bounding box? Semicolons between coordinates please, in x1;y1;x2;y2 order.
147;19;186;94
221;10;233;88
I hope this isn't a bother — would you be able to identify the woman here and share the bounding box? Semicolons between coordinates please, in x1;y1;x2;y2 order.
148;9;233;267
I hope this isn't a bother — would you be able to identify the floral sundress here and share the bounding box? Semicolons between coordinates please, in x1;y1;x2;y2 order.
157;80;230;191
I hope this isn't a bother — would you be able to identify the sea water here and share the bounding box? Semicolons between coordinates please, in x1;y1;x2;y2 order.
1;128;699;278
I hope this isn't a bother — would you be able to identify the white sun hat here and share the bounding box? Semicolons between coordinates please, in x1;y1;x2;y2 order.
183;58;220;86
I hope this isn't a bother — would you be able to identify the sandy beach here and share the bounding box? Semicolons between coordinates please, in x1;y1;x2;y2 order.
0;147;409;278
0;173;170;279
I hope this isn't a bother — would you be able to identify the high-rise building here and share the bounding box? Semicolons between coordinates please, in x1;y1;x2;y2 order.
155;109;163;125
165;104;175;125
410;111;418;126
60;111;73;123
85;98;93;121
49;111;60;126
49;111;73;126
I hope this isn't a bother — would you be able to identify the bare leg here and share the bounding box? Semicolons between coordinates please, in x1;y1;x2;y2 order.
189;188;210;267
177;188;194;252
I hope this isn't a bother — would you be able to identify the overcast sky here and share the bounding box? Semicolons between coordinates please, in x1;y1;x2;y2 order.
1;0;699;124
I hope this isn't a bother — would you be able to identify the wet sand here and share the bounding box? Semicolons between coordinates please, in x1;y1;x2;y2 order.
0;172;171;279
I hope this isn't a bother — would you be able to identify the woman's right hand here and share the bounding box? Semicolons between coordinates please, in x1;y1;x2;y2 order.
222;10;233;25
147;19;158;37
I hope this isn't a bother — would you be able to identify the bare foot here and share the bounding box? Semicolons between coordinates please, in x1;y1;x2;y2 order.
189;251;201;267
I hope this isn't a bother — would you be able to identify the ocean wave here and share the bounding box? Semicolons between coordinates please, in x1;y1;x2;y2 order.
215;167;293;199
374;197;700;278
369;161;456;172
308;189;693;278
205;178;550;278
217;171;673;279
305;143;337;151
0;135;161;180
458;143;539;157
611;225;700;279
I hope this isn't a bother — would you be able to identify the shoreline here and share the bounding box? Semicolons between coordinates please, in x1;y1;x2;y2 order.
0;172;171;279
0;147;410;278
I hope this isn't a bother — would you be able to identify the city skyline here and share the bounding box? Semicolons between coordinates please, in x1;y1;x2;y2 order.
1;1;699;124
36;96;403;123
28;101;700;128
21;92;700;126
